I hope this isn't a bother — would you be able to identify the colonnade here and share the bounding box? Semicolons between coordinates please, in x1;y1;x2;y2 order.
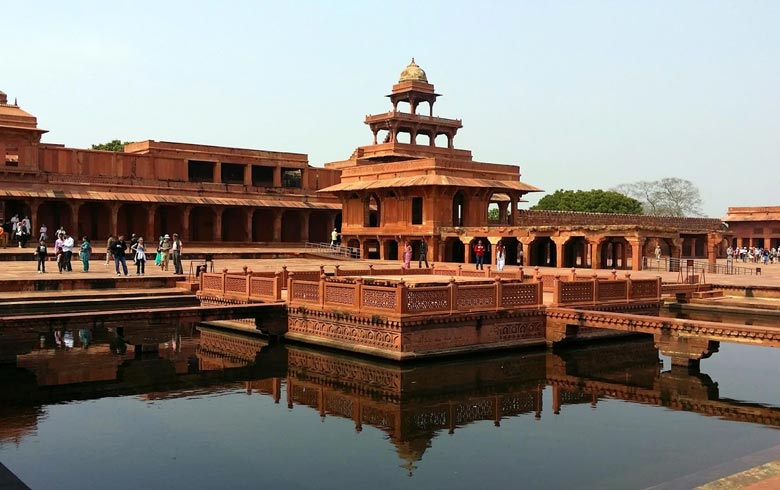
1;199;338;244
340;232;721;271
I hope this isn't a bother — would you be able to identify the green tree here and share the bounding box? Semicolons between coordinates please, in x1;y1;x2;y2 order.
91;140;132;152
531;189;643;214
612;178;704;217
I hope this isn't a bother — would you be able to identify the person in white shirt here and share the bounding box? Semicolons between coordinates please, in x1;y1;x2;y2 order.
62;233;75;272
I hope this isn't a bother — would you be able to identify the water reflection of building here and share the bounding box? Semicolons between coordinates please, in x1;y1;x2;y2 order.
284;347;546;473
3;328;780;469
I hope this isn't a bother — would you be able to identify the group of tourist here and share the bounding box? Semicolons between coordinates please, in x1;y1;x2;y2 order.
105;233;183;276
29;226;184;275
399;238;512;271
0;214;35;248
727;246;778;265
33;230;89;274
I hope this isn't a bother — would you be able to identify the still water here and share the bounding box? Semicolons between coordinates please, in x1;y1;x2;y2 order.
1;325;780;490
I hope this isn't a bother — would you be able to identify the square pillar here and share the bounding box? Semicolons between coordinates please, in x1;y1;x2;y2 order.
300;211;310;242
273;210;282;242
213;162;222;184
181;206;191;242
244;164;252;187
214;209;222;242
273;167;282;188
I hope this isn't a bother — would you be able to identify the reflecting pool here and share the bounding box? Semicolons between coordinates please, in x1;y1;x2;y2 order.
1;324;780;489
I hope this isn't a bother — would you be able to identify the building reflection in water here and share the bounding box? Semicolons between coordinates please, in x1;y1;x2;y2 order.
1;326;780;474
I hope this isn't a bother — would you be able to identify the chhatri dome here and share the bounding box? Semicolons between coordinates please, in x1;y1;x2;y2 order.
398;58;428;83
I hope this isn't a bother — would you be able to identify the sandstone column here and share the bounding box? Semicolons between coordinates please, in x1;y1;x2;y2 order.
213;208;223;242
245;209;253;242
181;206;192;242
300;210;310;243
273;209;283;242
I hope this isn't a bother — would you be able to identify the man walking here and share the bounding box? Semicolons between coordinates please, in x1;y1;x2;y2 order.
171;233;183;274
113;234;129;276
418;240;429;268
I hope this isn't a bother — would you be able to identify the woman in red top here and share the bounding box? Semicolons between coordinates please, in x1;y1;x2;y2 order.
473;240;485;270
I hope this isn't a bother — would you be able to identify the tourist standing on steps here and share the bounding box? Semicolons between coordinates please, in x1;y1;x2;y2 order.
132;237;146;275
331;228;339;248
39;224;47;243
473;240;485;270
79;236;91;272
62;233;75;272
160;235;172;271
496;241;506;271
34;239;47;273
105;235;115;266
113;234;129;276
418;240;429;268
172;233;183;274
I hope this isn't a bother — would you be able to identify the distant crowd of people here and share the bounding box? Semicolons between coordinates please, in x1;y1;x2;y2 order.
4;213;187;275
727;246;778;265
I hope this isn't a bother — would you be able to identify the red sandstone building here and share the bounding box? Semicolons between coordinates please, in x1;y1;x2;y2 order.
723;207;780;249
320;60;726;270
0;89;341;244
1;63;727;268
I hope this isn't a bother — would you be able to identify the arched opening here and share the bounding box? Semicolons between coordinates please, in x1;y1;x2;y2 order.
346;238;360;258
37;201;72;239
378;130;391;144
383;240;398;260
78;202;110;242
415;132;433;146
365;193;380;228
154;206;183;239
281;210;303;242
501;237;519;266
221;208;246;242
3;200;31;226
334;212;342;232
562;236;587;268
116;203;148;239
681;234;707;258
252;209;275;242
487;193;509;225
308;210;331;243
444;237;465;263
363;239;380;260
434;133;448;148
468;237;492;265
642;238;672;258
600;237;630;269
452;191;466;227
529;237;557;267
190;207;215;241
395;131;411;144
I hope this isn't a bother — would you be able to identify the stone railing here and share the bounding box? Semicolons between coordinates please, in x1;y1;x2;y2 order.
288;275;543;316
198;268;284;303
551;271;661;307
516;210;724;231
333;264;524;280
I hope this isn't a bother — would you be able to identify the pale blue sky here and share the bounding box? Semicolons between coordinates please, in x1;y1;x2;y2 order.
4;1;778;217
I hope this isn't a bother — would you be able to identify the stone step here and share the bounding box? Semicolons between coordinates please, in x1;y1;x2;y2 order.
0;294;199;316
691;290;724;299
0;288;190;303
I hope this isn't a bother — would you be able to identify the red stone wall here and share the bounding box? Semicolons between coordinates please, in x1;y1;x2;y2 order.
517;210;723;231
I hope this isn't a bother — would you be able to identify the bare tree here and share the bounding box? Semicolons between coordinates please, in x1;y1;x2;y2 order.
612;178;703;217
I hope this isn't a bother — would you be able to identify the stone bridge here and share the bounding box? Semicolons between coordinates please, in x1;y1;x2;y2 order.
545;306;780;370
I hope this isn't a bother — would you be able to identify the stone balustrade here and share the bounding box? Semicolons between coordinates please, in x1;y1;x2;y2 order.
551;270;661;307
288;275;543;316
198;268;284;303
